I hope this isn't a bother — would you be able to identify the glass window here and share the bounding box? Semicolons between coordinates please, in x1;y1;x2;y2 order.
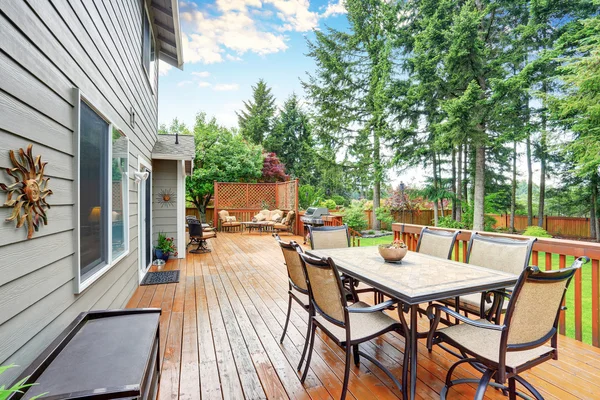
142;8;156;90
112;128;128;260
78;97;130;290
80;101;109;279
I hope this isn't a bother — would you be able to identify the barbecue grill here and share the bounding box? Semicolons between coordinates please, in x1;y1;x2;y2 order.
301;207;330;244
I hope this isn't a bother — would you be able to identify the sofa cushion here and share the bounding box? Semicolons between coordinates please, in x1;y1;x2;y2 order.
218;210;229;220
254;213;266;222
225;216;237;222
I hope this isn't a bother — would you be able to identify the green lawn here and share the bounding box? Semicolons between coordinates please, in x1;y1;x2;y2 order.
359;237;593;344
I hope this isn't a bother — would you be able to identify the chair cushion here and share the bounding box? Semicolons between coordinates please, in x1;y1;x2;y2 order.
314;301;400;344
202;231;217;238
274;223;289;230
222;222;241;227
437;319;554;369
225;216;237;222
218;210;229;220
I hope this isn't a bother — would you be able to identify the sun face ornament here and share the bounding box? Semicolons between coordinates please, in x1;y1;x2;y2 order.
0;145;53;239
157;188;176;208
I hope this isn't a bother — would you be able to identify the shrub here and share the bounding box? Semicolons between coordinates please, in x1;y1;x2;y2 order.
368;230;375;235
331;195;347;206
299;185;323;209
362;200;373;211
375;207;394;226
343;205;368;231
320;199;337;210
437;216;467;229
523;226;552;238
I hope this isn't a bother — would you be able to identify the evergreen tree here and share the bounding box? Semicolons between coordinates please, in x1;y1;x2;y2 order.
264;94;316;184
304;0;400;229
237;79;276;144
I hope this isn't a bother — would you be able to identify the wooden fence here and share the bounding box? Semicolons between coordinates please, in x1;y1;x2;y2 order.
393;222;600;347
491;214;598;238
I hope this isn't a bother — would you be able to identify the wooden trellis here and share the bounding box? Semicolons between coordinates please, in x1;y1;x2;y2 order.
214;180;299;233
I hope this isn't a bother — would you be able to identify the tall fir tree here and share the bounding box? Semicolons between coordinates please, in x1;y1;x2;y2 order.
237;79;276;144
303;0;400;229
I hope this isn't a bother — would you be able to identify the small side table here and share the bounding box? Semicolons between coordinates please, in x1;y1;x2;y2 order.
241;221;264;235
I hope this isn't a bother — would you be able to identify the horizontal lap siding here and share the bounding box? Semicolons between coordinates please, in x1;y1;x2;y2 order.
0;0;157;384
153;160;179;251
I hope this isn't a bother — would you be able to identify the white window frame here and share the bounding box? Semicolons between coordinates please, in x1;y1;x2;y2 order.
138;156;153;282
73;89;130;294
142;4;157;93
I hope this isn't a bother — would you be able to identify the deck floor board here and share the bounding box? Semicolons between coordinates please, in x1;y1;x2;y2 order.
127;232;600;399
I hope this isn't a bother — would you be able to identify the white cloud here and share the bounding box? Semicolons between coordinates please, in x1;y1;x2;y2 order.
213;83;240;91
159;61;173;76
177;80;193;87
264;0;319;32
192;71;211;78
198;81;212;88
226;54;243;61
322;0;347;18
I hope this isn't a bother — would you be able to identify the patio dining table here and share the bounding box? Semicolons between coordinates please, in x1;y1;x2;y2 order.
307;246;518;400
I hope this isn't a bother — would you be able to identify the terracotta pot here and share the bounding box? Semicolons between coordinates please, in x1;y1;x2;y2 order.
378;245;408;263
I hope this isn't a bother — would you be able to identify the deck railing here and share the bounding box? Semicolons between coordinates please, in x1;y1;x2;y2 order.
393;223;600;347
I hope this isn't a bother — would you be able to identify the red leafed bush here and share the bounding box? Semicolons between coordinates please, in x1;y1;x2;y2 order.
260;152;289;182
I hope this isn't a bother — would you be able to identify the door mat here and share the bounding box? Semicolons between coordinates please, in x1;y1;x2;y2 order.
141;270;180;286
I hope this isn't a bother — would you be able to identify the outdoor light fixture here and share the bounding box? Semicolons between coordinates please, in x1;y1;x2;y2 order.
134;170;149;184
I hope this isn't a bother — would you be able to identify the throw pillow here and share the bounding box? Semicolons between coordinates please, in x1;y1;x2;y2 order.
281;217;287;225
226;216;237;222
273;216;282;223
255;213;266;222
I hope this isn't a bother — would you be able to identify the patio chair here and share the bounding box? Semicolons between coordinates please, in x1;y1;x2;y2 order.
188;219;216;254
308;225;350;250
444;233;536;323
298;252;408;400
273;234;314;370
218;210;241;232
416;226;460;260
273;210;296;235
426;256;590;400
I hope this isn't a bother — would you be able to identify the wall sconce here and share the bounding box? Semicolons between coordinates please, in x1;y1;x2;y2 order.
134;170;150;184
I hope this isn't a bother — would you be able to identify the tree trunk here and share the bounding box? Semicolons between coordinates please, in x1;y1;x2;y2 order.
537;111;547;227
510;141;517;233
592;174;600;242
432;152;439;226
473;145;486;231
463;143;469;204
452;147;457;220
526;135;533;226
456;144;463;222
372;130;381;230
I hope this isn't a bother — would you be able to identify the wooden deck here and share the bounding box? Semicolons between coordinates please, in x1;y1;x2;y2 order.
126;233;600;400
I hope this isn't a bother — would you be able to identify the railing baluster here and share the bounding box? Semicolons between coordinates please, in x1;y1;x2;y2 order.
575;265;583;341
532;250;539;266
593;259;599;347
462;240;467;262
545;252;552;271
559;254;567;336
454;242;459;261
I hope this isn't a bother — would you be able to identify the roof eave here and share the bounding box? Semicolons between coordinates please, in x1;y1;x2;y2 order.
171;0;184;70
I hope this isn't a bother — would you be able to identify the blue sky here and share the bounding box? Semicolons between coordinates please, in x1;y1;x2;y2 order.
157;0;348;129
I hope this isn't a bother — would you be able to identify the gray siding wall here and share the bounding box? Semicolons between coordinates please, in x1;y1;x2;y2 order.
0;0;159;384
152;159;179;252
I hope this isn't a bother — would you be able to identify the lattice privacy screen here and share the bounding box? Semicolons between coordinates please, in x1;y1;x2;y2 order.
215;180;297;210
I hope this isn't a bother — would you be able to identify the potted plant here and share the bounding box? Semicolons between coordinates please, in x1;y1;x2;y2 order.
378;239;408;263
155;232;177;261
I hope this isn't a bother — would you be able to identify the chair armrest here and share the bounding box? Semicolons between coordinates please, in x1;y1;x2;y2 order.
426;304;504;331
485;289;512;301
348;299;398;313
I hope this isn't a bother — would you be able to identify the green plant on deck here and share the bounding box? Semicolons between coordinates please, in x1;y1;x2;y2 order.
155;232;177;256
523;226;552;238
0;364;47;399
343;204;368;232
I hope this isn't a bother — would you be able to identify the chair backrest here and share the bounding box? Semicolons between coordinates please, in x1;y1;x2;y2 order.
416;227;460;260
218;210;229;221
273;234;307;292
189;219;204;238
186;215;198;224
502;257;589;350
308;225;350;250
467;233;536;275
299;253;347;326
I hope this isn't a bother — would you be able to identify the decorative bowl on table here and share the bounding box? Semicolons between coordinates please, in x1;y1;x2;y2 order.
378;239;408;263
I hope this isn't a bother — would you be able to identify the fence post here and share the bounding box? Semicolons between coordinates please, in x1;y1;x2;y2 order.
214;181;219;230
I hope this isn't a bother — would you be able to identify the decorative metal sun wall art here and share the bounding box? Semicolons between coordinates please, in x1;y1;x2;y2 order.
157;188;176;208
0;145;53;239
